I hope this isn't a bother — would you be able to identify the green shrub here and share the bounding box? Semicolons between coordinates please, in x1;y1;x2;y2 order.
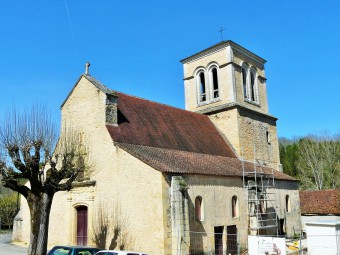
0;192;19;229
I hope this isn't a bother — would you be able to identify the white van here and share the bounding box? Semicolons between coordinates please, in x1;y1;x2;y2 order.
95;251;149;255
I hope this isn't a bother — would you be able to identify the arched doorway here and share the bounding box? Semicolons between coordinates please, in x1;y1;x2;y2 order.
76;206;88;246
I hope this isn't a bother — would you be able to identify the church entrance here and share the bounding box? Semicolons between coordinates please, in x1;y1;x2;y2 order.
76;206;88;246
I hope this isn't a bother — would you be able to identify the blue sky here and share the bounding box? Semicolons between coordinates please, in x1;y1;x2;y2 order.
0;0;339;138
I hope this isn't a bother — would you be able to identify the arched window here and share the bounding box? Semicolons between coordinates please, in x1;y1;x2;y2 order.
198;72;206;102
286;195;291;213
266;131;270;144
241;66;248;99
195;196;204;221
249;67;258;102
250;71;255;101
196;65;220;104
211;67;219;99
232;196;239;218
242;63;259;103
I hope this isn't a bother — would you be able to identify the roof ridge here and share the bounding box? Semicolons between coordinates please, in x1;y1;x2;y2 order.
116;142;277;170
115;142;296;181
115;142;236;158
300;189;340;192
83;75;117;95
83;75;205;118
115;91;207;117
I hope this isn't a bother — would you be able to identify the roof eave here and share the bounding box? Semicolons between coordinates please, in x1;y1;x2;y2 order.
180;40;266;65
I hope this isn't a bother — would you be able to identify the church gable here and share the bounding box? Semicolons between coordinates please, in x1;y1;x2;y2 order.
61;75;108;129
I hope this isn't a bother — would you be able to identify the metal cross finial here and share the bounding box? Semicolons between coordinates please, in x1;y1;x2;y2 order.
218;27;225;41
85;61;91;76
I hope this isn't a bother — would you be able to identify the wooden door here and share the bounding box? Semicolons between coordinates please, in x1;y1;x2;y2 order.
77;206;88;246
227;225;237;255
214;226;224;255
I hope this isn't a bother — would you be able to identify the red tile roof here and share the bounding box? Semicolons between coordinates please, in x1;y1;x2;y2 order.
116;143;296;180
300;190;340;215
82;76;295;181
107;92;236;157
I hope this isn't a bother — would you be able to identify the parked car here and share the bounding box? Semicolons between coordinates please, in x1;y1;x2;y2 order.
47;245;101;255
95;250;149;255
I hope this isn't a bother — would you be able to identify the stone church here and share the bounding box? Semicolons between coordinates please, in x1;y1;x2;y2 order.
13;41;301;255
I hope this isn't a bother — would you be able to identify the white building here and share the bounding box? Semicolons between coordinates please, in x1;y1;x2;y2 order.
305;221;340;255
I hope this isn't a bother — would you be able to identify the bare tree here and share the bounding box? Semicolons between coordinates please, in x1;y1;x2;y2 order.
321;138;340;189
0;106;88;255
297;134;340;190
298;137;326;190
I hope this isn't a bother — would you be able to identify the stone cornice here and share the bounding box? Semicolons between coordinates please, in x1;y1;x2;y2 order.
72;179;96;188
196;102;277;121
230;41;266;66
183;76;194;81
180;40;266;66
219;62;233;69
180;41;228;64
258;75;267;82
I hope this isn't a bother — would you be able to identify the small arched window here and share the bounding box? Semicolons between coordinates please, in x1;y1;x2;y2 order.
266;131;270;144
241;66;248;99
232;196;239;218
198;72;206;102
195;196;204;221
211;67;219;99
286;195;291;213
250;71;255;101
249;67;258;103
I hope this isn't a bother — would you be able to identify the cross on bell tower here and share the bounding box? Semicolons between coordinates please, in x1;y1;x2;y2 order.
218;27;225;41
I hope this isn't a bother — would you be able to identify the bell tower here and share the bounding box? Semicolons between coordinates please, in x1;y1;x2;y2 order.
181;41;281;171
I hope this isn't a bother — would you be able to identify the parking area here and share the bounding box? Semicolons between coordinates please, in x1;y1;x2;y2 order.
0;231;27;255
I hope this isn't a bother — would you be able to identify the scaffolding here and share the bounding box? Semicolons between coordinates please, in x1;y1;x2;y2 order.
242;155;279;236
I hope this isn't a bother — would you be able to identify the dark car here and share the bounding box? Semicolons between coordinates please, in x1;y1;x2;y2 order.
47;245;101;255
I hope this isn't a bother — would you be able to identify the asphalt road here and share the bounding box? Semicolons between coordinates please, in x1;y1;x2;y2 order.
0;231;27;255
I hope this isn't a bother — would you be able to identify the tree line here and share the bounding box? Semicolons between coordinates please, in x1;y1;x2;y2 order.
279;133;340;190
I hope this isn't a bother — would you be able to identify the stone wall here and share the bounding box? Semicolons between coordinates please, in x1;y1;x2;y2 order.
274;180;302;237
183;175;248;252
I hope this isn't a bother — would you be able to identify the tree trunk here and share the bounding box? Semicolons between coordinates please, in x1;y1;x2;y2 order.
27;192;54;255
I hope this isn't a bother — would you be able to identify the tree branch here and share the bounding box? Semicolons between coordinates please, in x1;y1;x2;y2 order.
1;177;29;198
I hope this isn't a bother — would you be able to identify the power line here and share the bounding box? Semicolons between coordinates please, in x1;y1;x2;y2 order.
64;0;78;54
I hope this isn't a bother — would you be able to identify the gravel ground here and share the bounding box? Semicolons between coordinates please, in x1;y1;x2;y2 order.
0;231;27;255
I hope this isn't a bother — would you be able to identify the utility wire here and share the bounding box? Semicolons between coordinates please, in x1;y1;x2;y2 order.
64;0;79;54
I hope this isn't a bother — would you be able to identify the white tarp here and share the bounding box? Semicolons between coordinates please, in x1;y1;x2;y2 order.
306;221;340;255
248;236;286;255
